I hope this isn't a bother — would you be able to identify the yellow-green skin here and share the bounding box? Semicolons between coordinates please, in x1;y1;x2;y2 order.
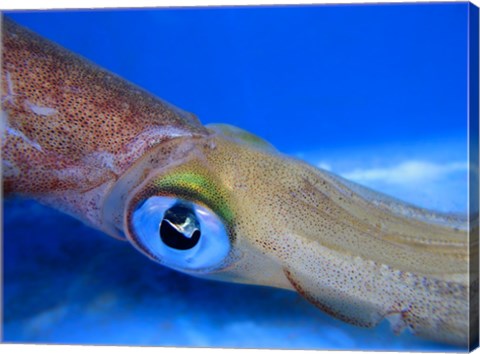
1;17;476;346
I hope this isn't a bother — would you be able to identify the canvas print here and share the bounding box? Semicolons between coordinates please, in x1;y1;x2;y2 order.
2;3;479;352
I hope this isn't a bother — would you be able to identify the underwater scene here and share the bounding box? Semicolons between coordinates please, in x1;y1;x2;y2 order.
2;3;476;351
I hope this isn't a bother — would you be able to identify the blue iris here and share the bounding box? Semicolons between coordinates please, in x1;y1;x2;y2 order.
131;196;230;272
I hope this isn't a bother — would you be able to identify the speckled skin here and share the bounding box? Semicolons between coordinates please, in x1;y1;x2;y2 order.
2;18;475;346
2;17;208;232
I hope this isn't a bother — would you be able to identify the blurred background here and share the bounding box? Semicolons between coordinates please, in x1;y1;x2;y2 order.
3;3;469;351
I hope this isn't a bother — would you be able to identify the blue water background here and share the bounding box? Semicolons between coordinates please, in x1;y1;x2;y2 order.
3;4;470;350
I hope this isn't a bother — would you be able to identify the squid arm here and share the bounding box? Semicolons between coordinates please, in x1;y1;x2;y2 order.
1;17;476;346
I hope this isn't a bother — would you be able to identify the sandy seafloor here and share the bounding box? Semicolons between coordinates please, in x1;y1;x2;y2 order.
2;3;473;351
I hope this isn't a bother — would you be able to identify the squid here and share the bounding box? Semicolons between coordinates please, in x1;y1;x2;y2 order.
2;17;476;347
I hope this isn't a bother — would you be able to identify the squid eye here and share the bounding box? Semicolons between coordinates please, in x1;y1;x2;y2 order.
130;196;230;271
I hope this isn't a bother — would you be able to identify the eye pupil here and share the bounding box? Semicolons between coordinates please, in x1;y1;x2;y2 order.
159;203;201;250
